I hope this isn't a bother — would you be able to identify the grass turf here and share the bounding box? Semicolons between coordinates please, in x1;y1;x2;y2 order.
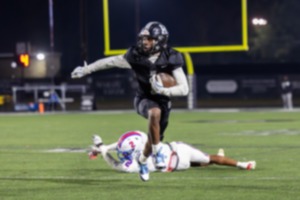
0;110;300;200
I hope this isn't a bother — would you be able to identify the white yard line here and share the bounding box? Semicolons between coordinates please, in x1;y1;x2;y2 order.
0;175;299;181
42;148;87;153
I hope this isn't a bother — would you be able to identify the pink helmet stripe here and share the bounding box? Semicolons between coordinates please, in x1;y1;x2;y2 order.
118;131;141;148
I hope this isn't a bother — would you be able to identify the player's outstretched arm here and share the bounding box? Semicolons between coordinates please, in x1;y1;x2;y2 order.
100;145;138;173
100;145;124;171
71;55;131;79
89;135;139;173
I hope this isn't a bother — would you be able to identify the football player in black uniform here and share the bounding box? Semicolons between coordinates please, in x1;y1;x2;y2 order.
71;21;189;181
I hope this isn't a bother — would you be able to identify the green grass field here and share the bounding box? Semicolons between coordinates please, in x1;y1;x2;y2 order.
0;110;300;200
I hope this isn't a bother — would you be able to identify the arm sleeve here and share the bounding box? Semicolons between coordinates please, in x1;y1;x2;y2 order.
100;145;124;172
105;142;118;152
83;55;131;74
100;143;139;173
164;68;189;96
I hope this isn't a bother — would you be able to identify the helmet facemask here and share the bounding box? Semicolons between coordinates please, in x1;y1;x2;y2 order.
137;22;169;55
117;148;134;162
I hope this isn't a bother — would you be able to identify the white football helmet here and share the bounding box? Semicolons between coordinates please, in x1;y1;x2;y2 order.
117;131;146;162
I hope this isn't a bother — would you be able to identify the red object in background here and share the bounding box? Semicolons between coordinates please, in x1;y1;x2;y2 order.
18;54;30;67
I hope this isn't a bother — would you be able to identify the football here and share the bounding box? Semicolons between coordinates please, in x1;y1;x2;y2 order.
156;73;177;88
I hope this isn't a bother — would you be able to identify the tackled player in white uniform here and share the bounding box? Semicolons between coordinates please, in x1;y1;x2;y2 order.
89;131;256;176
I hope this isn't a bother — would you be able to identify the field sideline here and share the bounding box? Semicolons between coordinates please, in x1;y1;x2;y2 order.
0;109;299;200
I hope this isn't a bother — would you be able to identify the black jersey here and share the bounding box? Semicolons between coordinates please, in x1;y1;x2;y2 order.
124;46;184;100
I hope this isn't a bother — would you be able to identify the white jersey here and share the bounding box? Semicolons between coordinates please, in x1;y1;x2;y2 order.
100;132;210;173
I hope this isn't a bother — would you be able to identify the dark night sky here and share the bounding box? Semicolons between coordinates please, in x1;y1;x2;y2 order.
0;0;298;77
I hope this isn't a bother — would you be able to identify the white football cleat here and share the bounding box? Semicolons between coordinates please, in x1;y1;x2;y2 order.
217;148;225;157
154;147;166;169
138;161;150;182
238;161;256;170
136;153;150;182
246;161;256;170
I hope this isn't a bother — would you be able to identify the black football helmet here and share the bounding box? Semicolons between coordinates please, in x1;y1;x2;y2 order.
137;21;169;54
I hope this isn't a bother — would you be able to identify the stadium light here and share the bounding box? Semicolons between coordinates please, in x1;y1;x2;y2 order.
11;61;18;68
36;53;45;60
252;17;268;26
